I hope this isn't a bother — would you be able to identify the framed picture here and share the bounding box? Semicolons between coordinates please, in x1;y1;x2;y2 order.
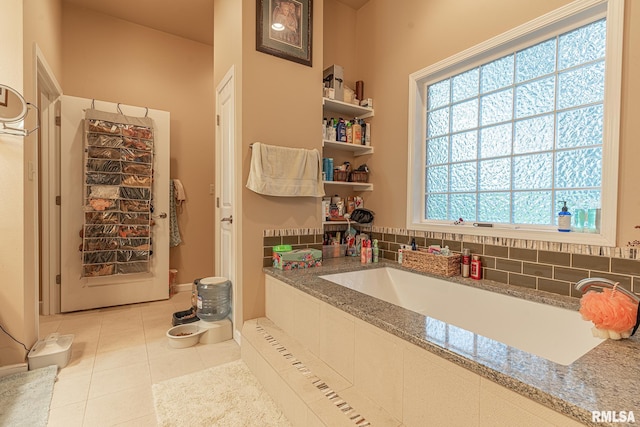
256;0;312;67
0;87;7;107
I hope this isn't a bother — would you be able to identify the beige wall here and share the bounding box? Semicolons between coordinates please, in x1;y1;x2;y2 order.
0;0;27;366
0;0;64;366
239;0;324;321
61;4;215;285
347;0;640;247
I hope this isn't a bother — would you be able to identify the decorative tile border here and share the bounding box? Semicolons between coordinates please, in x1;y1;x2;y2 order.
263;227;640;298
255;323;371;427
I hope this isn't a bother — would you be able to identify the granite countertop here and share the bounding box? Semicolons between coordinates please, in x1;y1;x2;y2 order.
264;257;640;427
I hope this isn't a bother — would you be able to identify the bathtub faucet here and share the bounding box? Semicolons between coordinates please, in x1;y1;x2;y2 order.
574;277;640;304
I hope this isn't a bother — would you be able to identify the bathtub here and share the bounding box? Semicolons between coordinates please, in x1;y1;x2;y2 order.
320;267;602;365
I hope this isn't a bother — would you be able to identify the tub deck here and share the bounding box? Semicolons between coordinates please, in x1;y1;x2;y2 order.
265;257;640;427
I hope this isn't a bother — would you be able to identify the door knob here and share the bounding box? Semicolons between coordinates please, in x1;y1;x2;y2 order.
221;215;233;224
154;212;167;219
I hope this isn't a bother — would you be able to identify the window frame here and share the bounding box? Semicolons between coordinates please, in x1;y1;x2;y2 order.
407;0;624;246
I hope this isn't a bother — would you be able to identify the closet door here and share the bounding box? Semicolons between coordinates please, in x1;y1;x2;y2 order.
59;95;170;312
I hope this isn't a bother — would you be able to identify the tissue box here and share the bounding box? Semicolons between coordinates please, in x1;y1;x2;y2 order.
27;333;74;370
273;246;322;270
323;65;344;101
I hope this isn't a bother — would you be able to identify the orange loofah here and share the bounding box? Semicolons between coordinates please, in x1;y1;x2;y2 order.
579;288;639;335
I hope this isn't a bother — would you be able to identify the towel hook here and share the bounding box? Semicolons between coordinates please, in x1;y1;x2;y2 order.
117;103;123;114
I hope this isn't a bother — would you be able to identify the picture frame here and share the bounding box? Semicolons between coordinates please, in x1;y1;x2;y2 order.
256;0;312;67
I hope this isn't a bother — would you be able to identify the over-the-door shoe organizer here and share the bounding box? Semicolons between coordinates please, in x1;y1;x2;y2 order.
80;110;155;277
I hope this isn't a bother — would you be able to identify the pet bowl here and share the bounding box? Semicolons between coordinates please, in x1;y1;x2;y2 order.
166;324;206;348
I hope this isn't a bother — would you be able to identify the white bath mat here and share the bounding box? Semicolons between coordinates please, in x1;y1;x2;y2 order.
0;365;57;427
152;359;291;427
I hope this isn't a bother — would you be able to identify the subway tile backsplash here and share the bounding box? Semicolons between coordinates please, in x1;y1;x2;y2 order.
263;227;640;299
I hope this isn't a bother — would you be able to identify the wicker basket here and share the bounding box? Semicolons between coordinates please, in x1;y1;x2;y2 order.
333;169;349;182
402;249;461;277
350;170;369;183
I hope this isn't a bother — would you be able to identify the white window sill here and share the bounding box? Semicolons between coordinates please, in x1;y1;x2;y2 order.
409;222;616;247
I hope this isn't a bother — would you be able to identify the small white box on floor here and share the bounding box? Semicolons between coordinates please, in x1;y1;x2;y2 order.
28;333;74;370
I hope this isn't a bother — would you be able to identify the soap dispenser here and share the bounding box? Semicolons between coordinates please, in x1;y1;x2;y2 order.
558;201;572;232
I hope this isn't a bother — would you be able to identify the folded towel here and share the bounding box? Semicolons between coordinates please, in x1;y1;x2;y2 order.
169;179;182;247
246;142;325;197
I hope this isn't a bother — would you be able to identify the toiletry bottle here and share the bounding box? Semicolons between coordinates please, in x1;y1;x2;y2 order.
366;240;373;263
328;118;336;142
462;248;470;278
364;123;371;145
470;255;482;280
411;238;417;251
346;120;353;144
361;239;368;264
337;118;347;142
398;245;404;264
322;118;327;140
352;118;362;145
558;201;572;232
373;239;379;263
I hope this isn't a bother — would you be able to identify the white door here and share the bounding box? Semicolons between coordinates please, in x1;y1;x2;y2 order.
215;68;239;338
60;95;170;312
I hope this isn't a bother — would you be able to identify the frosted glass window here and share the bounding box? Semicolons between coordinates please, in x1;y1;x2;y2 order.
557;105;603;149
479;192;511;222
481;55;514;93
516;39;556;83
427;136;449;165
451;131;477;162
451;99;478;133
480;124;512;158
428;79;451;110
450;193;477;221
558;19;606;70
452;69;479;103
422;15;610;228
514;115;554;154
481;88;513;126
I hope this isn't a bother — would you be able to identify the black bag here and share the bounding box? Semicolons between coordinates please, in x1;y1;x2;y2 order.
349;208;375;224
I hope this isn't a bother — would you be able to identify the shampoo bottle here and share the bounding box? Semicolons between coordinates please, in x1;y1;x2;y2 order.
470;255;482;280
337;118;347;142
462;248;470;278
352;118;362;145
558;201;572;232
373;239;379;263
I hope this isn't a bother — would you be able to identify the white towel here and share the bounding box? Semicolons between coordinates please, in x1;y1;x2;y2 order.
246;142;325;197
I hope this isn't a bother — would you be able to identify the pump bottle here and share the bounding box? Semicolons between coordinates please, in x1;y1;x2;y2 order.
558;201;572;232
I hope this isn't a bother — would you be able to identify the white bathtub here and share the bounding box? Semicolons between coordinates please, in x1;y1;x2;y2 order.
320;267;602;365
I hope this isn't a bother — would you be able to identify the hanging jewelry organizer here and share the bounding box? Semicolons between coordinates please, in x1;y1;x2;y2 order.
81;105;155;277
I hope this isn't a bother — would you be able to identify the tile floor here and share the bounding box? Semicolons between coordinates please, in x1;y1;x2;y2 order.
40;291;240;427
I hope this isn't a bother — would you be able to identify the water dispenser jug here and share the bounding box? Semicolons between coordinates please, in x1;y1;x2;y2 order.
196;277;231;322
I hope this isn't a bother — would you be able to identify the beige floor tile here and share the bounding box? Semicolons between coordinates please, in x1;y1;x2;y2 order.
47;401;86;427
113;413;158;426
83;385;155;427
38;319;62;337
97;329;146;353
148;346;205;383
93;344;149;372
50;373;92;408
88;361;151;399
195;339;241;368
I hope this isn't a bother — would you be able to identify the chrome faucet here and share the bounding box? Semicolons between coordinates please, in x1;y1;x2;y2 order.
575;277;640;304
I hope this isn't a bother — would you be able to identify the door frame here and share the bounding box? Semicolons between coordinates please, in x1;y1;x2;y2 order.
36;45;63;316
215;66;242;342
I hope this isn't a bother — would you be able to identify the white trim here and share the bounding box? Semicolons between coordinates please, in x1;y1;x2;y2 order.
407;0;623;246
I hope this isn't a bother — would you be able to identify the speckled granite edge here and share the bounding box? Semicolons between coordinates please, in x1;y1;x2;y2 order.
264;258;640;427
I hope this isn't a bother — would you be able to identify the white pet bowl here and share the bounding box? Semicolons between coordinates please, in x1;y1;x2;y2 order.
166;324;206;348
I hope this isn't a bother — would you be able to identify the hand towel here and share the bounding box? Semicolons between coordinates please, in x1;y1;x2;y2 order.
169;179;182;247
246;142;325;197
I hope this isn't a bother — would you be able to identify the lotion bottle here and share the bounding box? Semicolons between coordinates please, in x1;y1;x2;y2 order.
558;201;572;232
462;248;470;278
470;255;482;280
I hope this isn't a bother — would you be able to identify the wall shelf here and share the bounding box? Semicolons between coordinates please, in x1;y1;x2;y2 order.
323;180;373;191
322;97;374;118
323;140;373;156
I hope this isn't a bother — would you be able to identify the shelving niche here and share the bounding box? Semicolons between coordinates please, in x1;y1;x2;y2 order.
322;96;374;226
